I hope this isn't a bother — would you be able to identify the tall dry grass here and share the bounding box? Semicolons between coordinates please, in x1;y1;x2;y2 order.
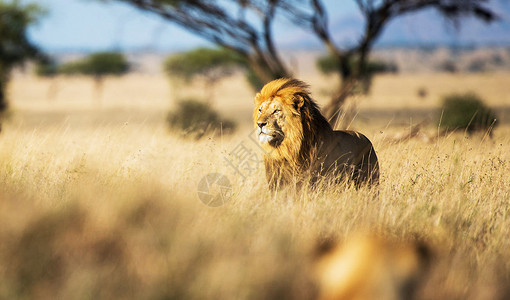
0;73;509;299
0;123;509;299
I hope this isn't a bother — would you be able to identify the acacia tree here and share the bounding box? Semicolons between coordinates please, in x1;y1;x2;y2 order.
59;52;130;103
164;48;244;103
112;0;496;124
0;1;45;113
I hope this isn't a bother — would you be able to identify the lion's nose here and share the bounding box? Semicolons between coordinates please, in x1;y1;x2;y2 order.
257;122;267;129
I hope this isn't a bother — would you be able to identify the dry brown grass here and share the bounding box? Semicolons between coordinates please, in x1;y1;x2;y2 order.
0;73;509;299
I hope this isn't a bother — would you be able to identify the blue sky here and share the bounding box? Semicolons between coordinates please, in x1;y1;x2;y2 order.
29;0;210;51
29;0;357;51
28;0;510;52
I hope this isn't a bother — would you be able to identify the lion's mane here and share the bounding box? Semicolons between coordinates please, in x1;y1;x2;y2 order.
254;78;379;188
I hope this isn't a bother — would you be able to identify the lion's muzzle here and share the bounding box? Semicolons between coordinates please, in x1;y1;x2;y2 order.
256;121;283;145
257;124;274;143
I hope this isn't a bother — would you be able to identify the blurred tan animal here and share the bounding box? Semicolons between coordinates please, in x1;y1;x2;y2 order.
254;78;379;189
315;234;431;300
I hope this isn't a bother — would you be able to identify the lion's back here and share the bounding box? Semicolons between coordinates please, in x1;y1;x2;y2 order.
323;130;375;163
319;130;379;186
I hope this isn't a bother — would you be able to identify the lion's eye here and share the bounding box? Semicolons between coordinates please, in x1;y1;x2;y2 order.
258;108;262;114
273;109;280;114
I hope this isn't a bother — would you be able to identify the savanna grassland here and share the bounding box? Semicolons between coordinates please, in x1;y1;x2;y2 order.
0;72;509;299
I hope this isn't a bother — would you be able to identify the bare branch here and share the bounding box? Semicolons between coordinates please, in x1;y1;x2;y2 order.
111;0;498;118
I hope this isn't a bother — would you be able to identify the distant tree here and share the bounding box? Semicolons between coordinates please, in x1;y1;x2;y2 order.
467;59;487;73
35;58;58;77
112;0;496;126
164;48;245;102
35;58;59;101
437;60;458;73
59;52;130;103
317;55;398;95
0;1;45;114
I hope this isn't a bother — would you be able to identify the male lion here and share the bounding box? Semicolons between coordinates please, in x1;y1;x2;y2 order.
254;78;379;189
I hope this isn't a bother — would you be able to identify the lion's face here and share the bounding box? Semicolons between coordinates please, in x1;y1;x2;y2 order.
255;99;285;146
254;97;302;148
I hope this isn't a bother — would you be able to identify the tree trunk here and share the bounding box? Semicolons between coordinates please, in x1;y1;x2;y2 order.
0;81;7;114
46;78;59;102
322;46;374;129
93;76;103;106
0;70;9;115
323;77;357;129
204;78;217;104
248;56;288;84
0;81;4;131
0;75;8;132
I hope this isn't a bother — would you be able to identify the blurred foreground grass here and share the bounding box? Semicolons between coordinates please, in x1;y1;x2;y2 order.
1;72;510;299
0;121;509;299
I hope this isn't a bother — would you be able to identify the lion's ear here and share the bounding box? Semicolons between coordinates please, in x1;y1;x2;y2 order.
294;95;305;110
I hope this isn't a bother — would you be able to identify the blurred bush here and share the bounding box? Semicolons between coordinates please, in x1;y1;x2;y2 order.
436;60;457;73
167;98;236;139
417;87;428;99
440;92;497;134
467;59;487;73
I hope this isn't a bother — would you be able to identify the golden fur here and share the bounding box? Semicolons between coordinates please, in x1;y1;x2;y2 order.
253;78;379;189
315;234;431;300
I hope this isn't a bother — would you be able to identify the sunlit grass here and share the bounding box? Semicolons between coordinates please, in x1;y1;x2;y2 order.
1;73;509;299
0;120;508;299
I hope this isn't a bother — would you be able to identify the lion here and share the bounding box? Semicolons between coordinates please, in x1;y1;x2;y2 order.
254;78;379;189
315;234;431;300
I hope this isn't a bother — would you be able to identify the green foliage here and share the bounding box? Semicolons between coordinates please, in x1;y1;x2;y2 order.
163;47;267;91
59;52;130;77
84;52;130;76
317;54;398;95
440;93;497;134
316;55;398;76
316;55;339;75
58;61;87;75
365;60;398;74
244;67;265;91
164;48;243;82
0;1;45;111
35;59;58;77
167;98;236;139
0;1;45;74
